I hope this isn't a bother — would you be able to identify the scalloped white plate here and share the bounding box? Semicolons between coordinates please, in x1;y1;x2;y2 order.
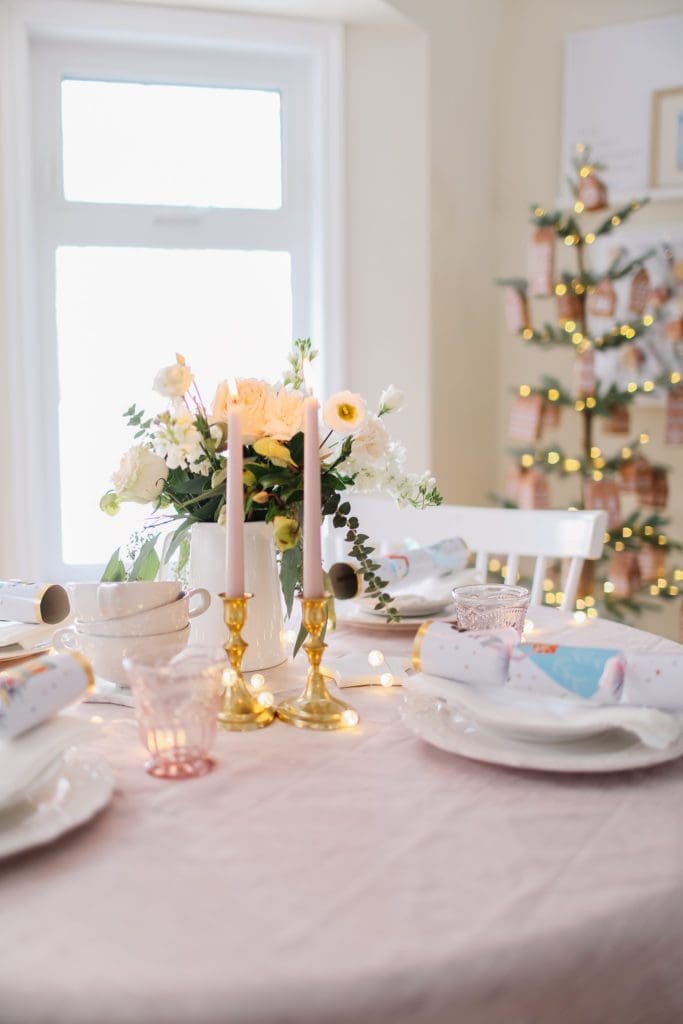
0;748;114;859
400;692;683;773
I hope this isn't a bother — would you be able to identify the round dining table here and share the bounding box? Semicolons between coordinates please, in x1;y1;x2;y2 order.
2;607;683;1024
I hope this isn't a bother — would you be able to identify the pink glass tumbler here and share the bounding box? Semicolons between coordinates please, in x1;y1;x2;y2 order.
124;646;226;779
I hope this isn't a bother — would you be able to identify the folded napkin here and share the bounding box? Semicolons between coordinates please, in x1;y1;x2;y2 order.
0;620;56;657
599;652;683;711
404;673;682;750
0;715;97;812
0;652;93;740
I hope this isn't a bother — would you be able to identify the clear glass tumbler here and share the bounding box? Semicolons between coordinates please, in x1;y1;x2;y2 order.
451;584;530;635
123;646;227;779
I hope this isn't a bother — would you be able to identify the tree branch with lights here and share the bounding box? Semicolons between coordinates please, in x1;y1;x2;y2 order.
497;145;683;624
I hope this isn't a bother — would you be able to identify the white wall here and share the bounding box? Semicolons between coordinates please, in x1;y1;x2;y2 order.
345;22;430;472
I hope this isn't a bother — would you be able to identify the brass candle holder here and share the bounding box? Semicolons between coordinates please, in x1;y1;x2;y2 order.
218;593;275;731
276;595;360;731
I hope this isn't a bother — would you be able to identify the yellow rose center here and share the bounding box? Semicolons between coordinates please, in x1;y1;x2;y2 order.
337;403;356;422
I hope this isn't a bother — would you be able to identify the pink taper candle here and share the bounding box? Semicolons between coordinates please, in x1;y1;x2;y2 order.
225;405;245;598
303;397;324;598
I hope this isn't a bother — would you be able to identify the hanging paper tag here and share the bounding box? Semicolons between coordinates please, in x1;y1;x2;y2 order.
528;227;555;297
503;287;530;332
582;479;622;529
578;172;608;212
588;280;617;318
508;394;544;443
603;405;630;434
573;348;596;397
665;387;683;444
629;267;650;316
608;550;642;598
517;469;550;509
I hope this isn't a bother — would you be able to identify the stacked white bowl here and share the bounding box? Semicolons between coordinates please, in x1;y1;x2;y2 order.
54;582;210;687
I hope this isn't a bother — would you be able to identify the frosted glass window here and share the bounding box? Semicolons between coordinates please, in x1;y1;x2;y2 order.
61;79;282;208
55;246;292;565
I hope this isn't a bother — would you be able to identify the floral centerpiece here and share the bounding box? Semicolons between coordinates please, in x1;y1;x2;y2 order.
100;339;441;621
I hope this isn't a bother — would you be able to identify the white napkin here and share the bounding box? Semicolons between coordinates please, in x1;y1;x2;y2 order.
405;673;683;750
0;716;97;812
0;621;55;656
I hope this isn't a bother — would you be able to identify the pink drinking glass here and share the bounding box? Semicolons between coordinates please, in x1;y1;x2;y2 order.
123;646;227;780
451;584;530;636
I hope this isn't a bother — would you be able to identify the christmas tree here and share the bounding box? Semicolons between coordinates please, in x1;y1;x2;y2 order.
497;145;683;625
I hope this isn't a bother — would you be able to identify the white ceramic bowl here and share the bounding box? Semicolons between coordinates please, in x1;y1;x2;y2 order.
66;581;183;623
53;625;191;687
74;589;210;638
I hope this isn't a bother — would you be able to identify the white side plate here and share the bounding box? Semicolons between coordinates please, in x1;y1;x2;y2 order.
400;692;683;773
0;748;114;859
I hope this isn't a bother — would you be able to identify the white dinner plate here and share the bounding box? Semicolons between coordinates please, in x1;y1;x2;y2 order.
400;692;683;773
405;674;683;748
335;602;457;632
0;748;114;860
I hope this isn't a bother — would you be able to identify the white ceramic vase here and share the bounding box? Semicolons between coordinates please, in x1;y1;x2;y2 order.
188;521;287;672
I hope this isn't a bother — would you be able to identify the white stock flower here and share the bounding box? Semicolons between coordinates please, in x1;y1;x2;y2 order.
153;356;193;399
378;385;406;416
111;445;168;504
347;414;391;468
323;390;366;435
263;389;304;441
152;407;205;471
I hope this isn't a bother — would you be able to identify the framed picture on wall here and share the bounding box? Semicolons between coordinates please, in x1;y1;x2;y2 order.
650;87;683;190
562;14;683;201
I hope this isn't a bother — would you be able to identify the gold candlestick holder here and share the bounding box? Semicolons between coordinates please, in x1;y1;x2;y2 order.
276;595;360;731
218;593;275;731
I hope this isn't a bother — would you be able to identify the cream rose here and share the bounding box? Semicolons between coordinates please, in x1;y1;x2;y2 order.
263;389;304;441
212;378;272;443
323;390;366;435
111;445;168;504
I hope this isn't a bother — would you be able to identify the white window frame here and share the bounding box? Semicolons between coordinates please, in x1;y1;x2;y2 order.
0;0;344;579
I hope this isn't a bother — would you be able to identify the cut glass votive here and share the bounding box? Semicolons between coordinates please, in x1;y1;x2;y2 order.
123;646;227;779
451;584;530;635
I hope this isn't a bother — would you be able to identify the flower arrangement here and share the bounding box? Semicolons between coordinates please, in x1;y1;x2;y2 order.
100;339;442;618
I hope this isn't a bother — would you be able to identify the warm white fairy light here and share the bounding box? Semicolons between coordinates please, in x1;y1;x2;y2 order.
257;691;274;708
250;673;265;690
380;672;394;688
573;610;587;623
283;629;297;645
368;649;384;668
342;709;359;727
523;618;535;635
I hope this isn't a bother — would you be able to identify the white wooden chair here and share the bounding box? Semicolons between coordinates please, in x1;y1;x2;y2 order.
330;499;607;613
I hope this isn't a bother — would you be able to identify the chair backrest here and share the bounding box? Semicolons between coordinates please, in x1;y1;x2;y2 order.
330;499;607;612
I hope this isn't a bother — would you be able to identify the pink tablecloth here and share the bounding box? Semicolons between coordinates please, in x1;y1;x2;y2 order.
2;609;683;1024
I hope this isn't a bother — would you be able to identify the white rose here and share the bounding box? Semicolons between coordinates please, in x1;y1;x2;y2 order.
153;359;193;398
378;385;406;416
111;445;168;503
348;414;390;467
323;390;366;435
263;389;304;441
